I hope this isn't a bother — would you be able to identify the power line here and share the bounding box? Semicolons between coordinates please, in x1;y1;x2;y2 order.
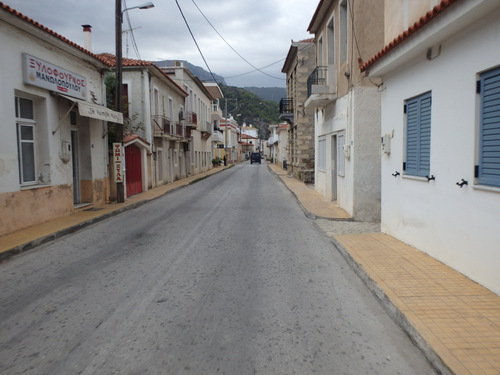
190;0;284;81
123;0;142;59
175;0;221;85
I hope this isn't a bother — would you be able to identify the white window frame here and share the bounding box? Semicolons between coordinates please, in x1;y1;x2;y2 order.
15;96;37;185
318;137;326;172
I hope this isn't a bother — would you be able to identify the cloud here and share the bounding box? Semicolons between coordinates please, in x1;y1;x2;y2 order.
5;0;318;87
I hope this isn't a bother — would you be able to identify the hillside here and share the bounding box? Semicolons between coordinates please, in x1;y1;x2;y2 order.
220;85;280;139
243;87;286;103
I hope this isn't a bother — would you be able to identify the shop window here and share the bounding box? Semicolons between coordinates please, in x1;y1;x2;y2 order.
15;97;36;185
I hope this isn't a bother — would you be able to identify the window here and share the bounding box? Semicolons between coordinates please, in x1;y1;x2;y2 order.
478;67;500;187
340;0;348;64
318;138;326;171
15;97;37;184
327;17;335;66
404;92;432;177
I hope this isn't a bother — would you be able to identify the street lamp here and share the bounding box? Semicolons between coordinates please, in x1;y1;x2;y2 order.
115;1;154;202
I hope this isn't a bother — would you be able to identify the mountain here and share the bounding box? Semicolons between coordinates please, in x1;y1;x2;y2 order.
242;87;286;103
220;85;280;139
154;60;226;85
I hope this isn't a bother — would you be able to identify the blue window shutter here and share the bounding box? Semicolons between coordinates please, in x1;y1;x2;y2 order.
479;67;500;187
405;92;432;177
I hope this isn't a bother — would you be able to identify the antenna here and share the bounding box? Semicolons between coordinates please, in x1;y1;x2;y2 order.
122;27;142;58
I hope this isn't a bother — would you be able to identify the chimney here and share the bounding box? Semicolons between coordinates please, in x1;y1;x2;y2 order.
82;24;92;51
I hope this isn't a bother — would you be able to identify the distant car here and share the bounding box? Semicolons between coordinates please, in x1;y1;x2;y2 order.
250;152;261;164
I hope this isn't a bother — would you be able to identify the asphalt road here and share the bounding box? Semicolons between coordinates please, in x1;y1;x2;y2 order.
0;163;435;374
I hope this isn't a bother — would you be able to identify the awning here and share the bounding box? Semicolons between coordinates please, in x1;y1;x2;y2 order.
58;94;123;124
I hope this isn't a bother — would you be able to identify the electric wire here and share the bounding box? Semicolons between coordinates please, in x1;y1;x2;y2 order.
190;0;284;81
122;0;142;60
174;0;221;85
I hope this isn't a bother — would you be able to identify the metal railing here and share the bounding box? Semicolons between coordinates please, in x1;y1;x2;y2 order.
307;66;327;98
152;115;171;135
186;111;198;127
279;98;293;114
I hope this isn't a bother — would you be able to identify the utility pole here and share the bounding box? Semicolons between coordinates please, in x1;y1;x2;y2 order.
115;0;125;203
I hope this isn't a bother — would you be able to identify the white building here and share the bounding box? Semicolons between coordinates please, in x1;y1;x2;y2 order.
98;54;189;195
363;0;500;294
162;64;222;175
305;0;384;222
220;116;240;163
0;4;121;236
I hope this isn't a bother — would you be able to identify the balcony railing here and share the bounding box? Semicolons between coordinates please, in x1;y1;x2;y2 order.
279;98;294;124
200;121;213;134
186;111;198;127
152;115;171;136
307;66;327;98
279;98;293;114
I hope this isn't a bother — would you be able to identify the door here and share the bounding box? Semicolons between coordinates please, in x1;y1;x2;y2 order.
71;130;80;204
331;135;337;201
125;144;142;197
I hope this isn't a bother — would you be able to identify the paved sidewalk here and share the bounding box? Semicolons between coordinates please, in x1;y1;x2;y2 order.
1;162;499;375
269;163;500;375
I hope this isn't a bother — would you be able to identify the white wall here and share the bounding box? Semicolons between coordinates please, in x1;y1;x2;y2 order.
0;20;107;195
380;8;500;294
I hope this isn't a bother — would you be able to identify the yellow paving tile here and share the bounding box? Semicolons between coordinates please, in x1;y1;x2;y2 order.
335;232;500;375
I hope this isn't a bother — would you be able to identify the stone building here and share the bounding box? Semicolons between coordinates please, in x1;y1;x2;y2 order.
280;39;316;183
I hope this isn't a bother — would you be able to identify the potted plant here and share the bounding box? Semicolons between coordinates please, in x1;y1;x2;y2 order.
212;157;221;167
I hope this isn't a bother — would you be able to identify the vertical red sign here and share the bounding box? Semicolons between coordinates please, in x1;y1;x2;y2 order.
113;143;124;183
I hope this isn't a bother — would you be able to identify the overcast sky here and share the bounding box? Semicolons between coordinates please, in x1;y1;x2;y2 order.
5;0;319;87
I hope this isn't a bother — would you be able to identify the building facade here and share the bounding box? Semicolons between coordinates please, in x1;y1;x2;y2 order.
281;39;316;183
0;4;121;236
162;64;221;176
306;0;384;221
363;0;500;294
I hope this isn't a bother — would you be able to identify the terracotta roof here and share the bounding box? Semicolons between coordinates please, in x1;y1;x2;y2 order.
296;38;315;43
360;0;459;72
98;53;188;96
0;2;110;66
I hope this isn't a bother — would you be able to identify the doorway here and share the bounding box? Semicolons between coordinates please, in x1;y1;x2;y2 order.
331;135;337;201
125;144;143;197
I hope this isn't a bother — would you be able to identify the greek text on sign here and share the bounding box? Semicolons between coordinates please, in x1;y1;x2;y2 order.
113;143;125;183
22;53;87;100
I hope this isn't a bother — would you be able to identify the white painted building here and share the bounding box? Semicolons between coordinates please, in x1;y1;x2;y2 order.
363;0;500;294
98;54;190;195
162;64;220;175
0;4;121;236
220;116;240;163
305;0;384;222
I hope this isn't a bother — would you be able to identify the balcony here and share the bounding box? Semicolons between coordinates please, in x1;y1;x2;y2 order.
279;98;294;124
211;129;224;143
304;66;337;109
185;111;198;128
200;121;213;140
152;115;171;136
211;103;223;121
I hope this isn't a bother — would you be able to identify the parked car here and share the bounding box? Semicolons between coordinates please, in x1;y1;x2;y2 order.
250;152;261;164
